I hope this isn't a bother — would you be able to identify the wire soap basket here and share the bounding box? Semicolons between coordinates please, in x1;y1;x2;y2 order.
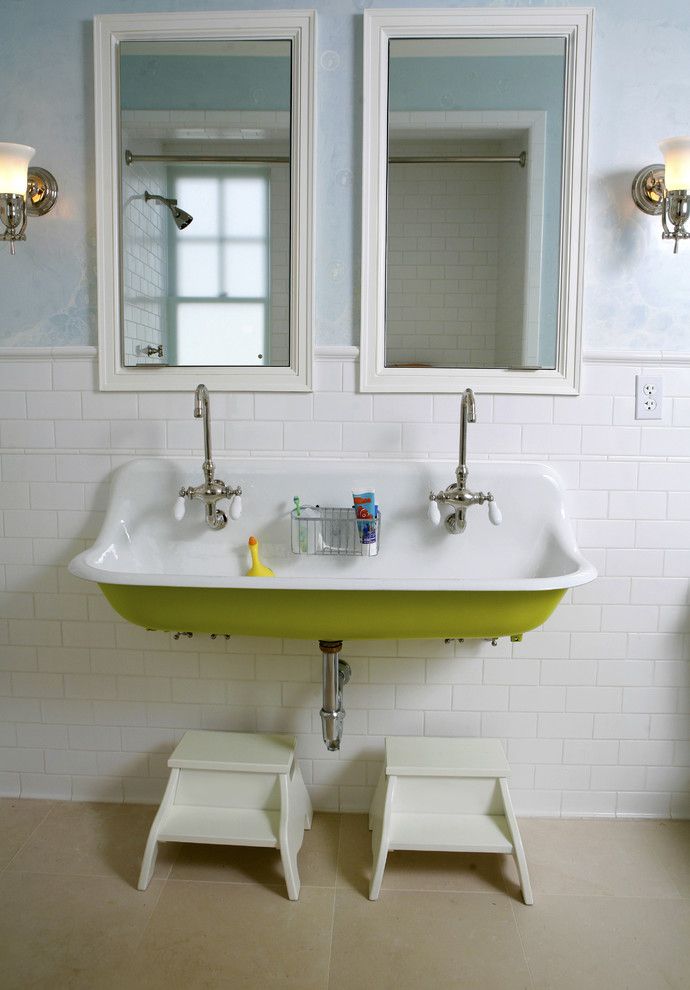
290;506;381;556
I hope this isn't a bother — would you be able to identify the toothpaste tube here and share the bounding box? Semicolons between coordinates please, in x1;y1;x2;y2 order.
353;490;377;545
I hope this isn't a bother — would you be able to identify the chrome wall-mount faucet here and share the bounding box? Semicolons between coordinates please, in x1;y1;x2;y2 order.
428;387;502;534
174;384;242;530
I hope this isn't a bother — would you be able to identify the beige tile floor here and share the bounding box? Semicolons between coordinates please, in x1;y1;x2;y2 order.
0;799;688;989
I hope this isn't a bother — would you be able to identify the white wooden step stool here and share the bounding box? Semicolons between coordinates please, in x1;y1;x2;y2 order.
368;736;533;904
138;730;312;900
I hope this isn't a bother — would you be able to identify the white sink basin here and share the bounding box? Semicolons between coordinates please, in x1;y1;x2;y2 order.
68;457;595;640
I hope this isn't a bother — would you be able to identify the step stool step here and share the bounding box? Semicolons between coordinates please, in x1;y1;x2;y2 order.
168;730;296;773
158;806;280;846
385;736;510;777
388;812;513;854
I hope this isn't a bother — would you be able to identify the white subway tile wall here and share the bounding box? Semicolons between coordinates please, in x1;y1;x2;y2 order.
385;115;542;370
120;154;168;365
386;156;501;368
0;351;689;819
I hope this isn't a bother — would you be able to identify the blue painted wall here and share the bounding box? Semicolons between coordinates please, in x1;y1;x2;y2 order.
120;53;291;111
0;0;689;353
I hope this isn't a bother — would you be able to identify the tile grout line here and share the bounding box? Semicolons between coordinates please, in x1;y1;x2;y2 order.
508;896;538;990
0;799;58;876
124;840;182;962
325;814;343;990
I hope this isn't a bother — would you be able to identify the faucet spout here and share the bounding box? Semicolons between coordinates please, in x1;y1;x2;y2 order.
193;383;208;418
193;384;213;478
428;385;500;534
457;387;476;488
178;384;242;530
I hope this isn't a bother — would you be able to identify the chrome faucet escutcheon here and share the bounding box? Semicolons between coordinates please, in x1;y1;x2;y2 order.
174;384;242;530
428;387;502;534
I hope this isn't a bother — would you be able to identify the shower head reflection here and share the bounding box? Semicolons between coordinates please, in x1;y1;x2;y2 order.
143;191;193;230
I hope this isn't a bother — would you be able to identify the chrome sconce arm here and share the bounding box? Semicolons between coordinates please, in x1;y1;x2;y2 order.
0;144;58;255
662;188;690;252
632;137;690;254
0;194;28;248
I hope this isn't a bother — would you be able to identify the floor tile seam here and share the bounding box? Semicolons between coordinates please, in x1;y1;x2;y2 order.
341;885;520;899
516;890;690;903
158;842;182;882
164;877;337;891
323;886;338;990
128;871;170;959
326;816;343;989
390;884;517;897
2;801;57;873
648;849;690;898
1;867;151;884
333;813;344;887
508;896;537;990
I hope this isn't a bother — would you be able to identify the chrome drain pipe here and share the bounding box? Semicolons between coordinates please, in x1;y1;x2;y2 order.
319;640;351;751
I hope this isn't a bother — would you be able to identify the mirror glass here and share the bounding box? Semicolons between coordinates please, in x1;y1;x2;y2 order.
119;40;291;368
94;11;313;391
360;9;592;394
386;38;565;372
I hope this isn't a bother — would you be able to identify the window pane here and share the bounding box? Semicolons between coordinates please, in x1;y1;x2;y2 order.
223;176;267;237
176;302;266;365
224;243;267;297
176;243;220;297
173;176;220;238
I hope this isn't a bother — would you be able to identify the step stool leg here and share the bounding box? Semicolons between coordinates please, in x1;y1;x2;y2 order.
369;828;389;901
368;767;386;831
138;768;180;891
499;777;533;905
279;843;300;901
293;761;312;829
279;772;302;901
369;774;395;900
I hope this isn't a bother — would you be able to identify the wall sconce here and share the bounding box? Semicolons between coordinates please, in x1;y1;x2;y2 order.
632;136;690;253
0;142;58;255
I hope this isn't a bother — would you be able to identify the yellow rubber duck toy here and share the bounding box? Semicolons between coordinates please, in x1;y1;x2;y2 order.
246;535;275;577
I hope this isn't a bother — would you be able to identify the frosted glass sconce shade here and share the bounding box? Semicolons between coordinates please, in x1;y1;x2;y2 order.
632;136;690;253
0;143;35;196
0;141;58;254
659;136;690;191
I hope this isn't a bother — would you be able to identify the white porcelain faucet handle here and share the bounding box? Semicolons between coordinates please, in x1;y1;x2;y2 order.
428;499;441;526
229;494;242;520
173;496;186;521
488;497;502;526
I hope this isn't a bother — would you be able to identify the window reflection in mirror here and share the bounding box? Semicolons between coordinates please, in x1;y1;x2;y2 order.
385;38;566;372
119;40;291;368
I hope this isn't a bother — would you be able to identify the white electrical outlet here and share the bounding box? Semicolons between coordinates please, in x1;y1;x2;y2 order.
635;375;663;420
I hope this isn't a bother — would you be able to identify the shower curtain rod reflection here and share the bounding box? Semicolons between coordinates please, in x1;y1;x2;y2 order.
389;151;527;166
125;149;289;165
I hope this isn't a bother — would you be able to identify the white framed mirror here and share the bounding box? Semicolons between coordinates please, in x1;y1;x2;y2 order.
360;7;593;394
94;10;314;391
